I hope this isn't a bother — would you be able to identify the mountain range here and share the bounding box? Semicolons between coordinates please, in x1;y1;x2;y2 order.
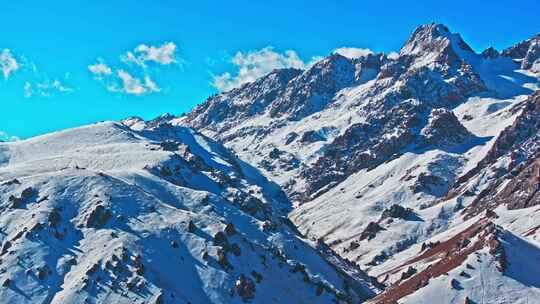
1;23;540;303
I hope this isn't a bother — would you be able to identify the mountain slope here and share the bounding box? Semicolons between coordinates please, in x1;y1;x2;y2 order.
0;121;378;304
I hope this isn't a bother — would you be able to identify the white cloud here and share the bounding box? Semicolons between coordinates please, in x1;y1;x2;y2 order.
143;75;160;93
0;49;20;79
110;70;160;95
88;60;112;78
51;79;74;93
333;47;374;59
122;42;178;67
116;70;146;95
24;79;74;98
90;42;175;95
212;47;311;91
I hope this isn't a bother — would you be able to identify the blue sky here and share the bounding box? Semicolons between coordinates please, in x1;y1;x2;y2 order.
1;0;539;140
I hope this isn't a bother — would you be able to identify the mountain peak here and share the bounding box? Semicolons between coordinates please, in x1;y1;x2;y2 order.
400;23;474;58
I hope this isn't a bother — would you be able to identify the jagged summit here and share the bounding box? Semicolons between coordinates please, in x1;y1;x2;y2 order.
502;32;540;70
400;23;474;56
481;46;500;59
268;53;358;119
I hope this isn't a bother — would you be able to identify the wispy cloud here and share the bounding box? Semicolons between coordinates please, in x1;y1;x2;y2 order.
2;52;76;99
88;59;113;78
90;42;178;96
143;75;160;93
108;70;160;95
333;47;373;59
0;49;20;79
23;78;74;98
122;42;178;67
212;47;316;92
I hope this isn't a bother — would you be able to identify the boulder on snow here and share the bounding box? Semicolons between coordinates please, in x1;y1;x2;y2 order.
213;231;229;248
299;130;325;143
224;223;237;236
359;222;385;241
2;278;10;287
48;208;62;228
251;270;263;283
217;249;231;270
380;204;414;221
400;266;417;281
1;241;12;255
187;220;197;233
284;132;299;145
8;195;22;209
450;278;462;290
84;204;112;228
235;274;256;301
268;148;282;159
21;187;37;199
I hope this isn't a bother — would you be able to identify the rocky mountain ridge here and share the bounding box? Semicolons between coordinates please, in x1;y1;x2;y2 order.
1;23;540;303
178;22;540;303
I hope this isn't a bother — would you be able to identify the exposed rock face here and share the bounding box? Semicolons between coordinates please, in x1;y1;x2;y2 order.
369;219;508;304
400;24;473;56
186;68;303;130
379;204;414;221
410;172;446;195
359;222;385;241
502;33;540;69
522;39;540;70
235;274;256;301
420;108;473;147
467;153;540;213
299;99;424;200
84;204;112;228
269;54;357;120
450;91;540;217
182;23;491;204
299;130;325;143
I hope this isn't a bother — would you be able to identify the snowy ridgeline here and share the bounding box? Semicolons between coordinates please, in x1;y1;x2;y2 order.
1;23;540;304
0;122;379;303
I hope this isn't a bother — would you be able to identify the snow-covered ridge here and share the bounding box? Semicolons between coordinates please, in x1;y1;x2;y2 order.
0;121;379;303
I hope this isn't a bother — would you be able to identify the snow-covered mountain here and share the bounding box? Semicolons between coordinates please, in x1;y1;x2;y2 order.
179;23;540;303
0;120;379;303
2;23;540;304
